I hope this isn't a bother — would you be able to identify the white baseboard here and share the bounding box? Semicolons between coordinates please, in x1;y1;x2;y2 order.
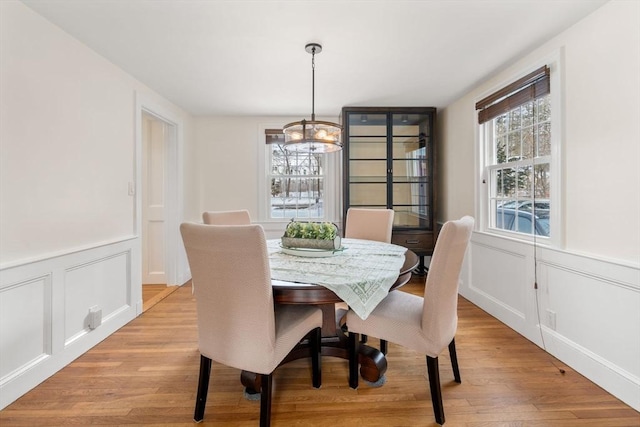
542;326;640;410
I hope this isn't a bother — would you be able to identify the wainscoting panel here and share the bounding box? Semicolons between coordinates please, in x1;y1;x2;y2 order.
467;239;529;326
460;231;640;411
64;252;131;346
0;237;138;410
0;275;51;384
539;259;639;375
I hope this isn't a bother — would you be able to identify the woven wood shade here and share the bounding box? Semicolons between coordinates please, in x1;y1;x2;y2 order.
476;65;550;124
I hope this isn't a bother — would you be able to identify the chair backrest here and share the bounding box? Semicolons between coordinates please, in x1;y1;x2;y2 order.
202;209;251;225
344;208;394;243
180;223;276;373
421;216;474;353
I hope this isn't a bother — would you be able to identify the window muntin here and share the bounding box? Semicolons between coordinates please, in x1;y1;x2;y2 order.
268;142;325;219
486;93;552;237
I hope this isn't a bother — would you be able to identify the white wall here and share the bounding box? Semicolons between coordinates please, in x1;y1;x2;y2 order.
193;116;274;221
440;0;640;410
1;3;134;263
0;1;194;265
0;1;193;409
192;115;342;235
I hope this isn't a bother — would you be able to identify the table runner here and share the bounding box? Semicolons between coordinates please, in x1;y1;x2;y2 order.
267;238;407;320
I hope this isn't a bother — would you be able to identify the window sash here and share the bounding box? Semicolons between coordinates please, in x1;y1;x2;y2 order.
482;92;552;238
266;129;326;220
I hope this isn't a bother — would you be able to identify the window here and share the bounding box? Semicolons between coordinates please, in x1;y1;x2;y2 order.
477;65;556;239
265;129;327;220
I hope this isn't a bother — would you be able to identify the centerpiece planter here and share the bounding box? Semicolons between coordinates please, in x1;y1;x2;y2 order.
281;220;341;250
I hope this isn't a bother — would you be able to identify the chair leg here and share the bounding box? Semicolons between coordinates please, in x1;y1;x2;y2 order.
360;334;368;344
310;327;322;388
260;373;272;427
348;332;359;389
380;339;388;355
194;355;212;423
448;338;461;383
426;356;445;425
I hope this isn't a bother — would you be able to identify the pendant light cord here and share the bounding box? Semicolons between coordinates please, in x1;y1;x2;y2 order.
531;106;565;375
310;46;316;121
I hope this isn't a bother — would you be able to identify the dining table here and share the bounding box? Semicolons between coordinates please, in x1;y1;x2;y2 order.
241;238;419;394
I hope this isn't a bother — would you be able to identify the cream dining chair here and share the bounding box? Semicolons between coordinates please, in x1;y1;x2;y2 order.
180;223;323;426
343;207;395;353
344;207;394;243
193;210;252;294
346;216;474;425
202;209;251;225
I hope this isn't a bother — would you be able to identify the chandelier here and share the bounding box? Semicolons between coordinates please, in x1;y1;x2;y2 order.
283;43;342;153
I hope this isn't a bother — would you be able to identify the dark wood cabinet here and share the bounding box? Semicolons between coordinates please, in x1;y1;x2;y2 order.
342;107;437;273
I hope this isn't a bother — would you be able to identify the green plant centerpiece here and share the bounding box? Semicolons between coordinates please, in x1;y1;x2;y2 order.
282;220;341;250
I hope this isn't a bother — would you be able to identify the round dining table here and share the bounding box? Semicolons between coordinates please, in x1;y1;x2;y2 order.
241;246;419;393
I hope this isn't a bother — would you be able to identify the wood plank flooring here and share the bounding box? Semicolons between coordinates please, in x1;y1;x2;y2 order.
142;284;179;313
1;278;638;426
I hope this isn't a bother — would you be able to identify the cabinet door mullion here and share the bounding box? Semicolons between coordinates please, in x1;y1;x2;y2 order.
386;112;393;209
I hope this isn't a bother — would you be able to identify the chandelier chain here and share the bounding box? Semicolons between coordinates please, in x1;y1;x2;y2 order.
311;46;316;120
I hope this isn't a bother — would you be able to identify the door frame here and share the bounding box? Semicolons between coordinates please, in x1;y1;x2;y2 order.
134;92;186;314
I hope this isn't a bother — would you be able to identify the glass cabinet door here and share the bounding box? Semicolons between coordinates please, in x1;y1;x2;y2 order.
391;113;432;229
346;113;388;208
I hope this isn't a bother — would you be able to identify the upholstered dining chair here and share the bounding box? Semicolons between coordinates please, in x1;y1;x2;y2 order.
180;223;323;427
202;209;251;225
196;209;251;294
343;207;395;352
346;216;474;425
344;207;394;243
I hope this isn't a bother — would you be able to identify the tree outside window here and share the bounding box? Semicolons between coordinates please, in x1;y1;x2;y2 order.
269;143;325;219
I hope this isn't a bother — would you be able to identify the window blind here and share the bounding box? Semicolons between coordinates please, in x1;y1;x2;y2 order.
476;65;550;124
265;129;284;144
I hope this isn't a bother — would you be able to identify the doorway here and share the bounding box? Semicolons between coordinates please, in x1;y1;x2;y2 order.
141;112;168;287
135;93;186;316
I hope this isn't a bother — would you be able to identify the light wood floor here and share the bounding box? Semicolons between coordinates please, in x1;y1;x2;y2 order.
1;278;638;426
142;284;179;313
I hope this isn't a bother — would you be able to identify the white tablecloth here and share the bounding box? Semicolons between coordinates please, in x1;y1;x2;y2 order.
267;238;407;320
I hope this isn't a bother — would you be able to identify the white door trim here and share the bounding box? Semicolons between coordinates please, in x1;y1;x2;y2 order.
134;93;186;314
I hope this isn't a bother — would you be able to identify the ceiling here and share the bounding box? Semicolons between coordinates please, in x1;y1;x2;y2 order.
22;0;607;117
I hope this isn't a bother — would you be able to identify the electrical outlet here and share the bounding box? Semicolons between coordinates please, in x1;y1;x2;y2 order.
546;309;556;331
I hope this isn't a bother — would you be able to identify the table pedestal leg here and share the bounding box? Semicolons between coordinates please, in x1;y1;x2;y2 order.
240;303;387;393
240;370;261;395
412;255;428;276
